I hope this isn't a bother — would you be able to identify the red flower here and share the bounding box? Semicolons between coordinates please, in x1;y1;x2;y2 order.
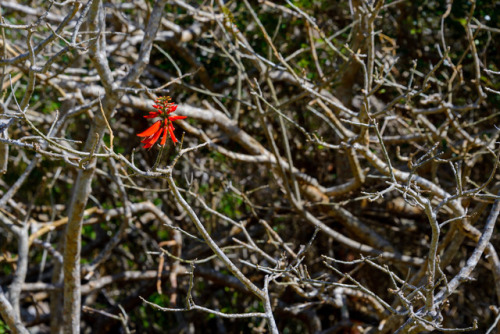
137;97;187;149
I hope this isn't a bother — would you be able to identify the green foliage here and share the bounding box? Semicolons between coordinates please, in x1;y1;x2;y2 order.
82;224;96;241
218;192;244;219
0;319;9;334
149;292;170;306
0;263;13;277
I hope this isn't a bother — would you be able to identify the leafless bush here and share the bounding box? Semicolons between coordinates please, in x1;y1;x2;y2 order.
1;0;500;333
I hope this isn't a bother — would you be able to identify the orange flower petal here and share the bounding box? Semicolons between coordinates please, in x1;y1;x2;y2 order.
137;120;161;137
168;115;187;121
141;135;154;144
144;111;161;119
168;123;178;144
160;125;168;146
142;127;163;149
168;105;178;113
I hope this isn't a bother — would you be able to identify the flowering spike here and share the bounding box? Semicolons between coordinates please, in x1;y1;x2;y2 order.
136;97;187;148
